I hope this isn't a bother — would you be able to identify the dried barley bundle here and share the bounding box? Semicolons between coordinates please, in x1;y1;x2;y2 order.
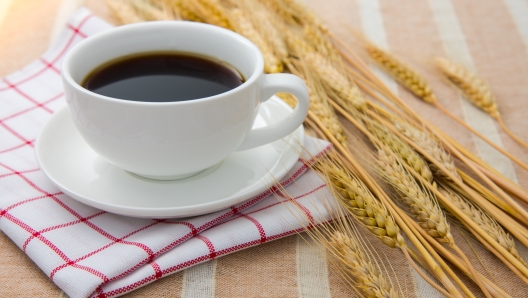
366;44;436;103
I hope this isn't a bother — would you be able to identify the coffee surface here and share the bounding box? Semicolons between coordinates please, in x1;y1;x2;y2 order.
82;52;244;102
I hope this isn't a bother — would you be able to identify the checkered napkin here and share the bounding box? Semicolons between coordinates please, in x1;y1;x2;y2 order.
0;8;335;298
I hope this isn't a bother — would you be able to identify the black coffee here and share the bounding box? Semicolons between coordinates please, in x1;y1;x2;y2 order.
82;52;244;102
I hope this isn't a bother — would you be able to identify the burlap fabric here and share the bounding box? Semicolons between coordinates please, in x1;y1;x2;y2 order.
1;0;528;297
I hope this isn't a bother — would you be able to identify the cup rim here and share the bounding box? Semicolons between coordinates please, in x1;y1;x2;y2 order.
61;21;265;106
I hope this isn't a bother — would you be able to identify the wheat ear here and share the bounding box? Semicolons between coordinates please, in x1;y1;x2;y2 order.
439;187;527;266
435;58;498;118
283;30;366;111
161;0;203;22
367;121;433;182
392;120;460;181
330;231;400;298
287;60;347;147
107;0;148;23
228;9;282;73
187;0;231;29
241;0;288;62
435;57;528;149
320;160;405;248
366;44;437;103
303;52;367;111
377;147;453;245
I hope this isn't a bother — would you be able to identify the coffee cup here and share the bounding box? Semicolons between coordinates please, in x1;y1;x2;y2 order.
61;21;309;180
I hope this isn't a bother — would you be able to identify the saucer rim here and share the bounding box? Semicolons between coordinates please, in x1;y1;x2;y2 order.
35;97;304;218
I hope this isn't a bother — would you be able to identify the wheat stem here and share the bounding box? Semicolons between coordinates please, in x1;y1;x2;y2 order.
433;103;528;171
497;117;528;149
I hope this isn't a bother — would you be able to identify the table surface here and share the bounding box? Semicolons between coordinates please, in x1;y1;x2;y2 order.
2;0;528;297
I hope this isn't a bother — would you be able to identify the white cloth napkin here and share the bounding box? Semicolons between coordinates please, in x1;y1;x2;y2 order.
0;8;333;298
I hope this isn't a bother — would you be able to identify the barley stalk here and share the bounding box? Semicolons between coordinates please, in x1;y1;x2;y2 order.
367;121;433;182
439;187;527;266
435;57;499;118
366;44;436;103
377;147;454;245
392;120;460;181
330;231;400;298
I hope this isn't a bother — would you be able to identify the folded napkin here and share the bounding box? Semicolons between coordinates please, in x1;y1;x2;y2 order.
0;8;333;298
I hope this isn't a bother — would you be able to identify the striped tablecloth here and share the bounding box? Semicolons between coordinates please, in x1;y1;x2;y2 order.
1;0;528;297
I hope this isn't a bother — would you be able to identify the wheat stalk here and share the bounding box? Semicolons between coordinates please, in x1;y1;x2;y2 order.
282;29;366;111
377;147;453;245
303;52;367;111
435;57;528;149
320;160;405;248
187;0;231;29
367;121;433;182
303;25;341;65
287;60;347;147
257;0;326;30
228;9;283;73
439;187;527;266
107;0;149;23
366;44;436;103
330;231;400;298
392;120;460;181
435;58;498;118
241;0;289;62
161;0;203;21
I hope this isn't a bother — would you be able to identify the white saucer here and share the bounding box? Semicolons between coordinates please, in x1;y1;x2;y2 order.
35;96;304;218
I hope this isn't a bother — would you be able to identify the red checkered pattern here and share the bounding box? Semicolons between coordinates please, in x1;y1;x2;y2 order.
0;8;334;297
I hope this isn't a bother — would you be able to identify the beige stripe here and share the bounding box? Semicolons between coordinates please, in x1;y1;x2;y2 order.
428;0;518;182
215;236;298;297
0;0;14;30
296;234;331;298
503;0;528;50
48;0;84;46
181;260;217;298
57;291;69;298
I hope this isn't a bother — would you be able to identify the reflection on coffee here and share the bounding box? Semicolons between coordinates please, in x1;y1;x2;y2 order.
82;52;245;102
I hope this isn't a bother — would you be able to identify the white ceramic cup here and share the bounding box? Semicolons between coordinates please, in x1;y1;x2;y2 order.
62;21;309;180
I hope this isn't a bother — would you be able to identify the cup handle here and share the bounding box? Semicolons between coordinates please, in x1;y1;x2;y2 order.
236;73;310;151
